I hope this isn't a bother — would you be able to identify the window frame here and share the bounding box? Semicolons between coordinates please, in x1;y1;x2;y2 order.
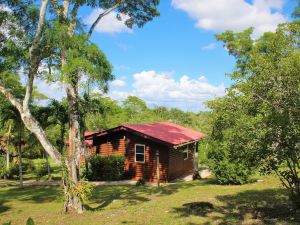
135;144;145;163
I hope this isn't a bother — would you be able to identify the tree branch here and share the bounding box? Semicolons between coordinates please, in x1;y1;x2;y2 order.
88;1;124;37
62;0;70;17
0;83;62;163
52;0;60;16
69;1;80;34
23;0;49;111
29;0;49;60
0;83;23;112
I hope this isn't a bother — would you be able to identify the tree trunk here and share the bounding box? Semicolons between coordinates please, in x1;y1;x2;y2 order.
18;127;23;188
6;123;12;173
63;81;84;213
45;152;51;180
6;145;9;171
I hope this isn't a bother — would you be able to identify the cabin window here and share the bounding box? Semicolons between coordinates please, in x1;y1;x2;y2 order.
135;144;145;163
184;149;189;160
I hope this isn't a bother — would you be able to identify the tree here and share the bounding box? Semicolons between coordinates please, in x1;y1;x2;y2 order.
0;0;160;213
0;102;25;187
208;22;300;206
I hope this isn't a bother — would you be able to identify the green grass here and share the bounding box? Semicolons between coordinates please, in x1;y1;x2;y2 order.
0;158;62;186
0;176;299;225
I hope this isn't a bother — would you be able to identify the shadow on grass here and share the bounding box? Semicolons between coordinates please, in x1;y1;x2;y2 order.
0;178;218;214
0;186;61;214
172;188;300;224
0;202;11;214
85;185;152;211
85;178;217;211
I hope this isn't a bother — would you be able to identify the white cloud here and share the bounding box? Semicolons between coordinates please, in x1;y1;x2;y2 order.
107;70;225;111
84;8;132;34
201;43;217;50
111;79;127;87
34;78;65;101
172;0;287;37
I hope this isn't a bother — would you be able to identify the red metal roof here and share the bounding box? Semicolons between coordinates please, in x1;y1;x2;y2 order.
123;122;206;145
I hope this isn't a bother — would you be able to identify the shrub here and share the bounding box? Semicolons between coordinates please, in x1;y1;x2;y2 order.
0;162;19;179
211;160;251;185
7;163;20;179
34;162;51;179
0;156;8;179
22;159;36;173
136;179;145;186
85;154;125;181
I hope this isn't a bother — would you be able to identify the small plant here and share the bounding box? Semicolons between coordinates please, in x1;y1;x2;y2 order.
2;217;35;225
69;181;94;203
136;179;145;186
2;222;11;225
26;217;35;225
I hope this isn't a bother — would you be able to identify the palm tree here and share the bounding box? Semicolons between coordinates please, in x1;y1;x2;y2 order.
0;103;24;187
3;121;13;172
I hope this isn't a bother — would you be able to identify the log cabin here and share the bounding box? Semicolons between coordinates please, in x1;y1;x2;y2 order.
84;122;206;183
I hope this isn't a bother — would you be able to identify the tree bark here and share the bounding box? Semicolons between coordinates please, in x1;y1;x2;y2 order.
18;126;23;188
88;1;124;37
6;125;11;171
0;84;62;164
45;152;51;180
59;0;85;213
64;81;84;213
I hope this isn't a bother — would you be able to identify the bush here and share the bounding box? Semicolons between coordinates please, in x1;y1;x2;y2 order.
34;162;51;179
211;160;251;185
136;179;145;186
22;159;36;173
0;156;8;179
7;163;20;178
85;154;125;181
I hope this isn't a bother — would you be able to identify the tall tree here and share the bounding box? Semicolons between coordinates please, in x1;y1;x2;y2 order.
208;22;300;206
0;0;160;213
0;103;25;187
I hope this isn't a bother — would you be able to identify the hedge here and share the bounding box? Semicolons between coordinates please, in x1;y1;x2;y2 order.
85;154;125;181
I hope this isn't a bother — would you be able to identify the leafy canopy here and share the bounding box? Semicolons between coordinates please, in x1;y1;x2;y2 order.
208;21;300;201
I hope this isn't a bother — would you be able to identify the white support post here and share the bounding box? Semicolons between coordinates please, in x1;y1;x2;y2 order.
193;142;199;178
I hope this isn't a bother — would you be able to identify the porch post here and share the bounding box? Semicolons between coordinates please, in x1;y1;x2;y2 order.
193;142;199;177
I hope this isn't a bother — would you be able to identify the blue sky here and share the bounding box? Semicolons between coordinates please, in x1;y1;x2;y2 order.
38;0;297;112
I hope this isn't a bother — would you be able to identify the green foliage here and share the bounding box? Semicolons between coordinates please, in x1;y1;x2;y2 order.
85;154;125;181
209;22;300;205
136;178;146;186
5;163;19;179
2;217;36;225
84;93;212;135
0;156;8;178
69;181;94;203
34;162;50;179
209;159;251;185
2;222;11;225
22;158;36;173
26;217;35;225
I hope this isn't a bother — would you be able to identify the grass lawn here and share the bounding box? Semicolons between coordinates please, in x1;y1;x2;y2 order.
0;158;62;186
0;176;299;225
